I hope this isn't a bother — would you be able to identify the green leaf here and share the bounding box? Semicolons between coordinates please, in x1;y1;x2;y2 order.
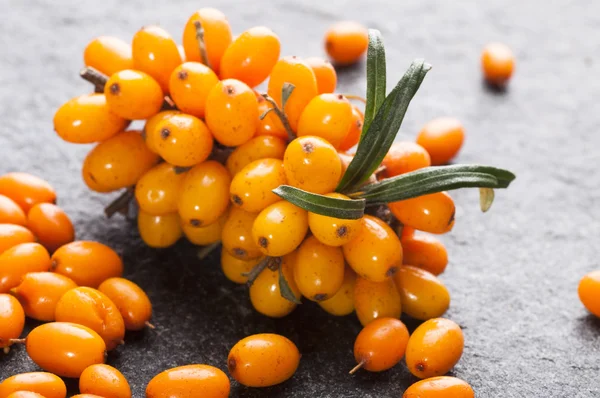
278;265;302;304
479;188;495;212
281;83;295;109
273;185;365;220
362;29;386;135
336;59;432;193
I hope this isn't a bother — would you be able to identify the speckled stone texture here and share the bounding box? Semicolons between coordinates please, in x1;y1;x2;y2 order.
1;0;600;396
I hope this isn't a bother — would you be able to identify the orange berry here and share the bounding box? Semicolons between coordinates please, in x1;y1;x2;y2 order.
51;241;123;288
146;365;230;398
71;395;104;398
104;70;163;120
137;210;182;248
403;376;475;398
6;392;47;398
0;224;35;254
255;96;287;140
84;36;133;76
169;62;219;118
0;195;26;226
143;110;180;153
98;277;153;331
0;243;51;293
26;203;75;252
220;26;280;87
353;317;409;372
79;364;131;398
132;25;182;93
252;201;308;257
221;207;263;261
297;93;353;148
578;270;600;317
249;253;300;318
226;135;287;176
416;117;465;165
205;79;258;147
0;293;25;350
0;172;56;213
382;141;431;177
400;226;415;239
268;56;319;132
308;193;362;247
305;57;337;94
182;210;228;246
230;158;287;213
389;192;455;234
405;318;464;379
0;372;67;398
228;333;300;387
324;21;368;65
154;113;214;167
338;105;364;151
182;8;233;74
11;272;77;321
135;163;187;216
401;234;448;275
318;266;356;316
393;266;450;320
53;94;128;144
481;42;515;87
220;248;263;284
353;276;401;326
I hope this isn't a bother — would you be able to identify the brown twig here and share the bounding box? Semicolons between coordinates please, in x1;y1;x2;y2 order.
260;94;295;142
104;187;135;218
194;20;211;69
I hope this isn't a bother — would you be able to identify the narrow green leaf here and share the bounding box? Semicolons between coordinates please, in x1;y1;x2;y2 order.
279;265;302;304
282;83;295;109
362;29;386;135
336;59;432;193
273;185;365;220
479;188;495;212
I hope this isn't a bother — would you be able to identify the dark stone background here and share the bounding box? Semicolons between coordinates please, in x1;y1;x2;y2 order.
1;0;599;396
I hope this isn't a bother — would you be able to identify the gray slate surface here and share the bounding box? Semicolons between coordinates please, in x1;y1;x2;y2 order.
1;0;600;396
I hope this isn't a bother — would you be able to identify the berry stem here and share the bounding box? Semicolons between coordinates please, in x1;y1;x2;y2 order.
349;360;365;374
197;242;221;260
209;142;235;164
104;187;135;218
343;94;367;104
194;20;211;69
244;256;270;286
260;94;295;142
145;321;156;329
80;66;108;93
8;338;25;345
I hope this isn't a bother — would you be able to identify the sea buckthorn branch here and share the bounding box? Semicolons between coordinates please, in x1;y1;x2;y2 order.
104;186;135;218
243;256;270;286
260;93;295;142
80;66;108;93
194;20;211;69
197;241;221;260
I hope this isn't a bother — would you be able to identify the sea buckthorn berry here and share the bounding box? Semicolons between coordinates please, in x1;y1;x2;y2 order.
226;135;287;176
104;70;163;120
305;57;337;94
403;376;475;398
221;207;262;260
405;318;464;379
169;62;219;118
24;322;107;378
319;266;356;316
343;215;402;282
26;203;75;252
83;130;159;193
283;136;342;194
155;113;214;167
0;172;56;213
382;141;431;177
394;266;450;320
324;21;368;65
146;364;230;398
230;159;287;213
228;333;300;387
256;96;287;140
0;294;25;351
79;364;131;398
135;163;187;216
53;94;127;144
71;395;104;398
205;79;259;147
137;210;182;249
0;195;26;226
353;276;401;326
308;193;362;246
0;243;51;293
98;277;152;331
182;210;227;246
6;392;47;398
294;235;345;301
55;287;125;351
578;270;600;317
297;94;353;148
352;317;409;373
400;226;415;239
481;42;515;87
182;8;233;74
250;254;300;317
338;105;364;151
143;110;180;153
416;117;465;165
84;36;133;76
221;248;263;284
0;372;67;398
252;201;308;257
0;224;35;254
51;241;123;288
401;234;448;275
132;25;182;93
178;161;231;228
389;192;455;234
11;272;77;321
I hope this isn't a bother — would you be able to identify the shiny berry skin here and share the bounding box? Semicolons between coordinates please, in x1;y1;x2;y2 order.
84;36;133;76
394;266;450;320
0;224;35;254
318;266;356;316
54;94;127;144
79;364;131;398
249;253;300;317
221;207;262;260
297;94;353;148
205;79;258;147
353;276;401;326
155;113;214;167
137;210;182;249
403;376;475;398
24;322;107;378
0;372;67;398
324;21;368;65
83;130;159;193
6;392;47;398
182;210;227;246
252;201;308;257
143;110;180;153
0;293;25;350
226;135;287;177
481;42;515;87
26;203;75;252
305;57;337;94
220;248;263;284
382;141;431;177
578;270;600;317
353;317;409;372
343;215;402;282
228;333;300;387
230;158;287;213
0;243;51;293
308;193;362;247
389;192;455;234
416;117;465;166
0;172;56;213
169;62;219;118
283;136;342;194
401;234;448;275
71;394;106;398
0;195;26;226
135;163;187;216
255;96;287;140
11;272;77;321
405;318;464;379
104;70;164;120
132;25;182;93
98;277;152;331
146;364;230;398
178;161;231;228
51;241;123;288
338;105;364;151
